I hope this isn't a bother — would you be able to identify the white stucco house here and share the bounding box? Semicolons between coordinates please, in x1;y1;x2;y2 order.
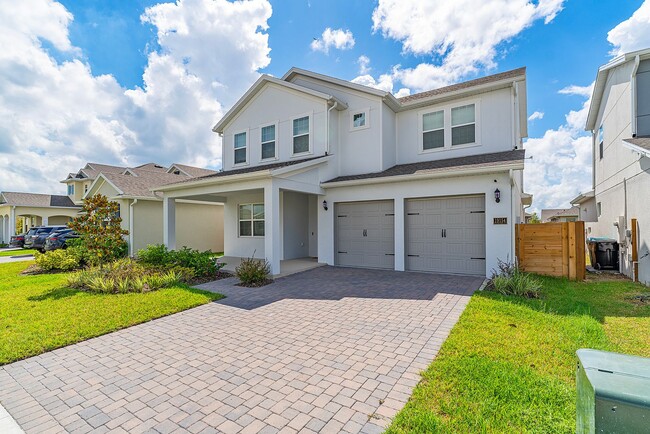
155;67;532;276
584;47;650;284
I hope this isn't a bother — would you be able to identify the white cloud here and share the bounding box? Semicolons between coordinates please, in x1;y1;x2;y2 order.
528;111;544;121
357;55;371;75
310;28;355;54
558;84;593;98
607;0;650;56
371;0;565;91
0;0;272;194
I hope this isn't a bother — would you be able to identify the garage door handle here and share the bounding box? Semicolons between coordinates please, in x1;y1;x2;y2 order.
407;212;419;216
385;253;394;256
407;254;419;257
385;213;394;216
471;257;485;260
338;251;348;254
337;215;348;218
470;211;485;214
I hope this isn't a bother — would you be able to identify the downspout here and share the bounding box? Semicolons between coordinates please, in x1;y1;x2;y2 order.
129;199;138;256
631;55;640;136
509;169;515;261
326;101;338;155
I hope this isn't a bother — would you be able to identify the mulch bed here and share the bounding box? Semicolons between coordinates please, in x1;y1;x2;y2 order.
187;271;233;285
236;279;274;288
19;265;67;276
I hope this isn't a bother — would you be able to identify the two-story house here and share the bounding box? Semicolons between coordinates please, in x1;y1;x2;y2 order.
585;47;650;285
155;67;531;277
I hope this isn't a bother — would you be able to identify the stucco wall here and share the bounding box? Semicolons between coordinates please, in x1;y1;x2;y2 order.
176;202;224;252
282;191;309;260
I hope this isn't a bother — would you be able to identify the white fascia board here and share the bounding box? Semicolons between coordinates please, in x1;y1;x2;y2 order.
152;170;272;193
269;156;331;176
85;174;124;199
282;67;388;98
213;75;336;133
622;140;650;158
321;162;524;188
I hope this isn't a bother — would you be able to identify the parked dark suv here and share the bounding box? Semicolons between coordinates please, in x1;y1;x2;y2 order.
44;229;79;251
21;227;41;249
25;226;68;252
9;233;27;248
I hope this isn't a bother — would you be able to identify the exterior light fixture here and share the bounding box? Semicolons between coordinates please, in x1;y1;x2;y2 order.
494;188;501;203
322;200;328;211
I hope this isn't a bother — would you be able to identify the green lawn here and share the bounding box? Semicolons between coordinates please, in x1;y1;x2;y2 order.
0;249;36;257
387;275;650;434
0;261;223;365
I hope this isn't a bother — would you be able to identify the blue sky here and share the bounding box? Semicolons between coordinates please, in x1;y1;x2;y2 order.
1;0;650;211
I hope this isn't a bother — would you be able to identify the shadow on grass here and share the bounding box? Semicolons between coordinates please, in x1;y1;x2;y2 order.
28;287;84;301
479;274;650;323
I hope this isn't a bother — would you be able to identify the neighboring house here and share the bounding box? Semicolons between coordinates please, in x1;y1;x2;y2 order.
585;47;650;284
570;191;598;223
0;192;80;243
68;163;224;254
155;67;531;277
540;207;580;223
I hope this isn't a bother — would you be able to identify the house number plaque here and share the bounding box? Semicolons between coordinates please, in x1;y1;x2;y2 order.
493;217;508;225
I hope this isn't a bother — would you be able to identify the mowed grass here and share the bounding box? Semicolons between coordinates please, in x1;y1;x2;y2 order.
0;261;223;365
0;249;36;257
387;275;650;434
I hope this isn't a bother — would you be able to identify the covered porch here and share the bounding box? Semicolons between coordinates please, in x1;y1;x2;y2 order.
157;167;325;276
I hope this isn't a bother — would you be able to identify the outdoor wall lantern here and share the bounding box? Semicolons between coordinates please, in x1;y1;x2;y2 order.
494;188;501;203
322;200;328;211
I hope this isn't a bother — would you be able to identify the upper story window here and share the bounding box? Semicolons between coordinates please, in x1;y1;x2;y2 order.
234;132;247;165
261;124;277;160
422;110;444;150
451;104;476;146
350;108;370;131
598;125;604;160
292;116;310;155
67;184;74;195
239;203;265;237
84;184;88;193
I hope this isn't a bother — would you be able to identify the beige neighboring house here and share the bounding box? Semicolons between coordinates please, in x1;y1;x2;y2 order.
540;207;580;223
0;192;80;243
62;162;224;255
570;190;598;223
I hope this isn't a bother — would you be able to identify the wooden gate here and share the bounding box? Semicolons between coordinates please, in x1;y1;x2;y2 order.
515;221;586;280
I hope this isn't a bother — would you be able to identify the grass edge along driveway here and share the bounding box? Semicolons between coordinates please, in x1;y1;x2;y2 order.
386;275;650;434
0;261;223;365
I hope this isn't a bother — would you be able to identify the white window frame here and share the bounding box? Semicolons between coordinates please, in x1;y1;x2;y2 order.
67;184;74;195
233;129;249;166
418;99;481;154
238;203;265;238
421;109;445;151
291;112;313;157
260;121;279;161
349;108;370;131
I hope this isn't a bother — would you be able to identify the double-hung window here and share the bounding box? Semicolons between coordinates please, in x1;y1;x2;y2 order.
292;116;310;154
261;124;276;160
67;184;74;195
451;104;476;146
239;203;265;237
422;110;444;150
234;132;247;164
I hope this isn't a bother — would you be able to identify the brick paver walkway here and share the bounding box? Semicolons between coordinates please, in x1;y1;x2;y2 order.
0;266;482;433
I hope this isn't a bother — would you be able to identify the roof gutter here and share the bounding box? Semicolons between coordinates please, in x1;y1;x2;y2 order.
622;140;650;158
321;161;524;188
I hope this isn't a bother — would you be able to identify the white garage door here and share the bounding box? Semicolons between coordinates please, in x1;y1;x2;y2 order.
406;195;486;275
335;200;394;269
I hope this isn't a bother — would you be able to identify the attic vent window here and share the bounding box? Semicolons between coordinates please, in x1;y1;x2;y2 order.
154;165;163;168
173;170;181;175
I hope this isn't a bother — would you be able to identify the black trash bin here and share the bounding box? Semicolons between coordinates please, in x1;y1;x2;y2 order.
587;238;619;270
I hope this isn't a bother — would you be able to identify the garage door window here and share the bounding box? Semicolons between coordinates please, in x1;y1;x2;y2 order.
451;104;475;146
239;203;265;237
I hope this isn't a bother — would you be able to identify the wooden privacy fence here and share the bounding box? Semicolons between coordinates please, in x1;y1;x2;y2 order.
515;221;586;280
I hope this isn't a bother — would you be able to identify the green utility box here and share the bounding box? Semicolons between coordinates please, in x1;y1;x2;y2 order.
576;349;650;433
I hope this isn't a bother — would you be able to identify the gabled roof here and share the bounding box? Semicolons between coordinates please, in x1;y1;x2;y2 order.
89;171;191;200
322;150;525;185
0;192;79;208
168;163;218;178
586;48;650;131
541;207;579;221
212;75;348;133
570;190;595;205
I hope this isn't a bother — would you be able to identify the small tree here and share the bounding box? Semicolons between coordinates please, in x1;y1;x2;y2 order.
528;212;541;224
69;194;128;266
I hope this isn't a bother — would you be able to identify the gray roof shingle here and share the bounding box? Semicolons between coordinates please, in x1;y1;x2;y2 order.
623;136;650;151
323;150;525;184
0;192;78;208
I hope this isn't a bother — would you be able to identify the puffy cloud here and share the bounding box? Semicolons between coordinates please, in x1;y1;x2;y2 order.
351;73;394;93
372;0;565;91
0;0;272;194
357;55;371;75
607;0;650;56
528;111;544;121
311;28;355;54
558;84;593;98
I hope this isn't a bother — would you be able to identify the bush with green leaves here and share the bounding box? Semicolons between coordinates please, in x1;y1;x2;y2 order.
137;244;223;277
489;259;542;298
235;256;271;287
67;258;191;294
34;247;85;271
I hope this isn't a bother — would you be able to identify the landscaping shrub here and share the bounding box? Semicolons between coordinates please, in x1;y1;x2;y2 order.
33;247;84;271
67;258;191;293
137;244;223;277
488;259;542;298
235;256;272;287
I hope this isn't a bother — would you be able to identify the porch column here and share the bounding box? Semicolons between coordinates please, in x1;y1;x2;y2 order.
42;216;49;226
264;183;281;275
163;196;176;250
394;196;405;271
9;207;16;238
1;215;5;243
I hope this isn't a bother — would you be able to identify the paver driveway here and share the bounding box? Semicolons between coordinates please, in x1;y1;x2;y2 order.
0;266;483;434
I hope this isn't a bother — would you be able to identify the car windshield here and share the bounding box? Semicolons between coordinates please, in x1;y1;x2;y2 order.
26;229;37;236
36;228;53;234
